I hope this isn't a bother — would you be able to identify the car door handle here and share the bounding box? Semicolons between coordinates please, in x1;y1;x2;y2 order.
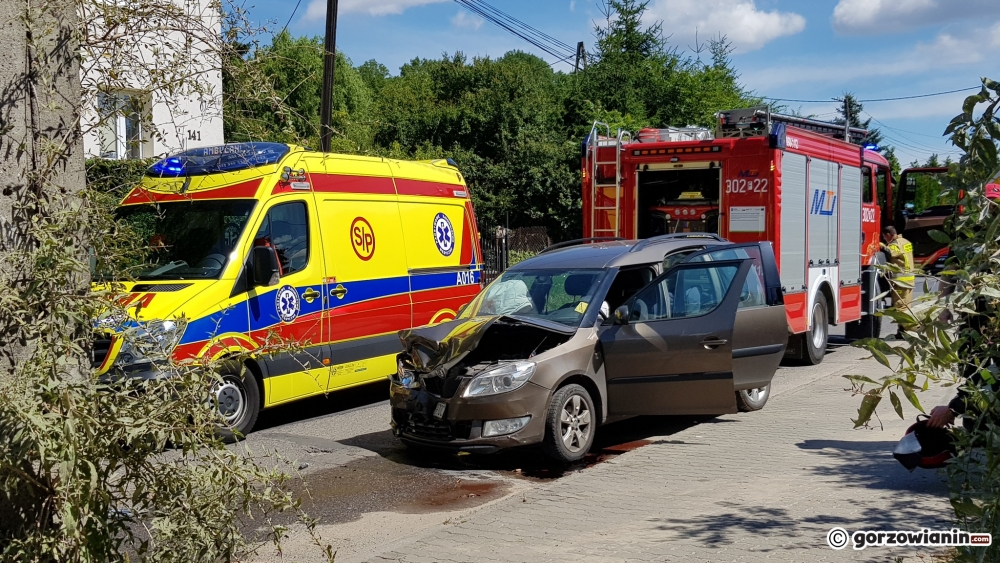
330;284;348;300
302;288;321;303
701;337;728;349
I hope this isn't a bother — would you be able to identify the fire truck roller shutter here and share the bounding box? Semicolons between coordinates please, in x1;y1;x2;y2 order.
779;152;807;292
840;165;863;286
808;159;838;267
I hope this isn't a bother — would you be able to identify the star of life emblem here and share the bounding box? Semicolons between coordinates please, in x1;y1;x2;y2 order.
275;285;300;323
433;213;455;257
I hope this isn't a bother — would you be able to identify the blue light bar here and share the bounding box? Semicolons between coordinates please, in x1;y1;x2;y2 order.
863;143;879;151
146;142;290;177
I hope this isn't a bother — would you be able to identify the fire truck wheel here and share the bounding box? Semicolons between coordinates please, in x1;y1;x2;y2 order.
801;296;829;365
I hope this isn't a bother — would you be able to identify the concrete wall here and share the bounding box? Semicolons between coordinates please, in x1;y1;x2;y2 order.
0;0;85;252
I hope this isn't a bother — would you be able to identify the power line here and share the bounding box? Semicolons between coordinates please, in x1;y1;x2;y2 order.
764;86;980;104
279;0;304;37
453;0;576;65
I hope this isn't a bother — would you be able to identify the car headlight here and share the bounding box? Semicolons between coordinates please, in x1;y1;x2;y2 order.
116;319;186;366
463;361;535;398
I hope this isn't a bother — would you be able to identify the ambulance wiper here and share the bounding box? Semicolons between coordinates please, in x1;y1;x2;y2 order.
144;260;189;278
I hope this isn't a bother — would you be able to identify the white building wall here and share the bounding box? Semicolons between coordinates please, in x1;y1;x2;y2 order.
81;0;224;160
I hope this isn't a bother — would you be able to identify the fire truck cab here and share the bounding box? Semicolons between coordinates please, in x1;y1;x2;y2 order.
582;107;893;364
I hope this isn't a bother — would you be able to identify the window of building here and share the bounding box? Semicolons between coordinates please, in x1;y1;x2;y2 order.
97;92;147;160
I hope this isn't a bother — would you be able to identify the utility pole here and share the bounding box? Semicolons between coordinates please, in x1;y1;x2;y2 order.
574;41;586;73
842;96;851;144
320;0;339;153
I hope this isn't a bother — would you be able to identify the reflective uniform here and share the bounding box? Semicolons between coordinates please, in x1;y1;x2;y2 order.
883;235;915;329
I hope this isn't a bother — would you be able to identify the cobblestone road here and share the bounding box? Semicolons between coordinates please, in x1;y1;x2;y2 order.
360;343;954;563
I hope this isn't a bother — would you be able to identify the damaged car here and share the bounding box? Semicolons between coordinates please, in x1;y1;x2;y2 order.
391;234;788;462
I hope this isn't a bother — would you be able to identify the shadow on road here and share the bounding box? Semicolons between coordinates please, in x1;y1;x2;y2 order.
253;380;389;432
339;414;721;480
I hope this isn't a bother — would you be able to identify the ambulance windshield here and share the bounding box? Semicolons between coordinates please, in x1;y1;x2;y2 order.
115;200;257;280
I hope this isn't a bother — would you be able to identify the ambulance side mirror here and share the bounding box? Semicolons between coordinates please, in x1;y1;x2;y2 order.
250;246;281;288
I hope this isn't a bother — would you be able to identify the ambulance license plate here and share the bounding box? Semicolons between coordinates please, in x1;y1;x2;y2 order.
433;402;447;420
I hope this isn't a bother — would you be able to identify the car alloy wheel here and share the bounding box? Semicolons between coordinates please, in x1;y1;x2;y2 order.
559;394;592;453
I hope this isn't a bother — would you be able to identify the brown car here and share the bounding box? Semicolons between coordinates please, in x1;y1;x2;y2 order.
390;234;788;462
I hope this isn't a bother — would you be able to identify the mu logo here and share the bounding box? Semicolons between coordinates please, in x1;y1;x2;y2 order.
810;189;837;216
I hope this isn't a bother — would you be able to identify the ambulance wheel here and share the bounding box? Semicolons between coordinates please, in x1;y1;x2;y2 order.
800;296;828;365
212;361;260;443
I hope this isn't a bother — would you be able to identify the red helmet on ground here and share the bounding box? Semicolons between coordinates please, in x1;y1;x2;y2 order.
893;417;956;471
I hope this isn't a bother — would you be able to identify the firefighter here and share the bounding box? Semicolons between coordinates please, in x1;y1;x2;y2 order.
880;225;915;338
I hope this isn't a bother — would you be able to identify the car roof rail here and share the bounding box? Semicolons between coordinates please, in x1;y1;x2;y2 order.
540;237;626;254
629;232;726;253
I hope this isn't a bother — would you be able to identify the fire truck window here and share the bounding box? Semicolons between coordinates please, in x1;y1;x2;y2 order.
862;166;873;204
255;201;309;276
876;167;888;210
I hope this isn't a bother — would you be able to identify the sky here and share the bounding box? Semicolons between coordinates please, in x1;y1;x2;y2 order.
241;0;1000;166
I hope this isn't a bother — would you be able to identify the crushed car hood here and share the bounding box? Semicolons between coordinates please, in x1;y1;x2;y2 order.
399;315;575;374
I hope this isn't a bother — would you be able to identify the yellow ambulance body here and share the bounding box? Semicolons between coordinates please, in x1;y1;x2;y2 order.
96;142;483;436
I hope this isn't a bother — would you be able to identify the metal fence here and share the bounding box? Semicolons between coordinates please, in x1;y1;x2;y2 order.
479;224;551;284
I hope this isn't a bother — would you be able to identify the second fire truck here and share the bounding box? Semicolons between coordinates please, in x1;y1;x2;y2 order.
582;107;894;364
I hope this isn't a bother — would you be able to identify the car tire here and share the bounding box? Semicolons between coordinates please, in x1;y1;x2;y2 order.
798;295;828;366
735;383;771;412
542;384;596;463
212;361;261;443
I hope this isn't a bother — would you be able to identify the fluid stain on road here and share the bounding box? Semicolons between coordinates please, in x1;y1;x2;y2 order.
294;455;510;524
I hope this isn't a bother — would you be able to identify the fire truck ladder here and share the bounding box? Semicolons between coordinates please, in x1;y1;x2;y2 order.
588;122;631;238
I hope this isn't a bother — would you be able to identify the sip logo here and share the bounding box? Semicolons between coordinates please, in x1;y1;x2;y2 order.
810;189;838;216
351;217;375;261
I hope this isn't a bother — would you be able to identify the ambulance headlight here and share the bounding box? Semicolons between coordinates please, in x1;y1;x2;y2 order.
463;361;535;397
116;319;186;366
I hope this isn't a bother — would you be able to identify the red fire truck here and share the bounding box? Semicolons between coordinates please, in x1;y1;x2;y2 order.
582;107;894;364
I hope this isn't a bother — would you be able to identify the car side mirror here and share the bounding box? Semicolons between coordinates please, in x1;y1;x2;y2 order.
614;305;630;325
457;303;468;317
250;246;280;288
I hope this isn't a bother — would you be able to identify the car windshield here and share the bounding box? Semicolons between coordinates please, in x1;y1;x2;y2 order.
463;268;606;327
115;199;256;280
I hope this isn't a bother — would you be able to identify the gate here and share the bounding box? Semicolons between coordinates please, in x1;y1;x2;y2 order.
479;224;550;285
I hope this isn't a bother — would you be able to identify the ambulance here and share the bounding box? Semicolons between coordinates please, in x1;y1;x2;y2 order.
94;142;483;438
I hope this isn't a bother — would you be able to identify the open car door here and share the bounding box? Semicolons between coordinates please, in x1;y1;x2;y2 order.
682;242;787;393
599;259;751;416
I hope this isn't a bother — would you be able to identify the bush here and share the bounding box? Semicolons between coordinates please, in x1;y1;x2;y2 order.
847;78;1000;562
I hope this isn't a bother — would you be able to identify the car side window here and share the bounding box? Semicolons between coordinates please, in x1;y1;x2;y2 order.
686;247;766;309
630;264;739;322
254;201;309;276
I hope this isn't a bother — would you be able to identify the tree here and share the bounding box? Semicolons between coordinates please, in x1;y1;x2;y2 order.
835;92;883;148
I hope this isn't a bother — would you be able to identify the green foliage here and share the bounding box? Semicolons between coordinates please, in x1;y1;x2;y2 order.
846;77;1000;562
220;1;759;239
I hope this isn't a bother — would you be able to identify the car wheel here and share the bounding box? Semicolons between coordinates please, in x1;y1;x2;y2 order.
735;383;771;412
212;361;260;443
799;296;828;365
542;384;596;463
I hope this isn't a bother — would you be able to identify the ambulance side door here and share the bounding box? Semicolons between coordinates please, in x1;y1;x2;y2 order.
246;191;327;406
313;157;411;390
